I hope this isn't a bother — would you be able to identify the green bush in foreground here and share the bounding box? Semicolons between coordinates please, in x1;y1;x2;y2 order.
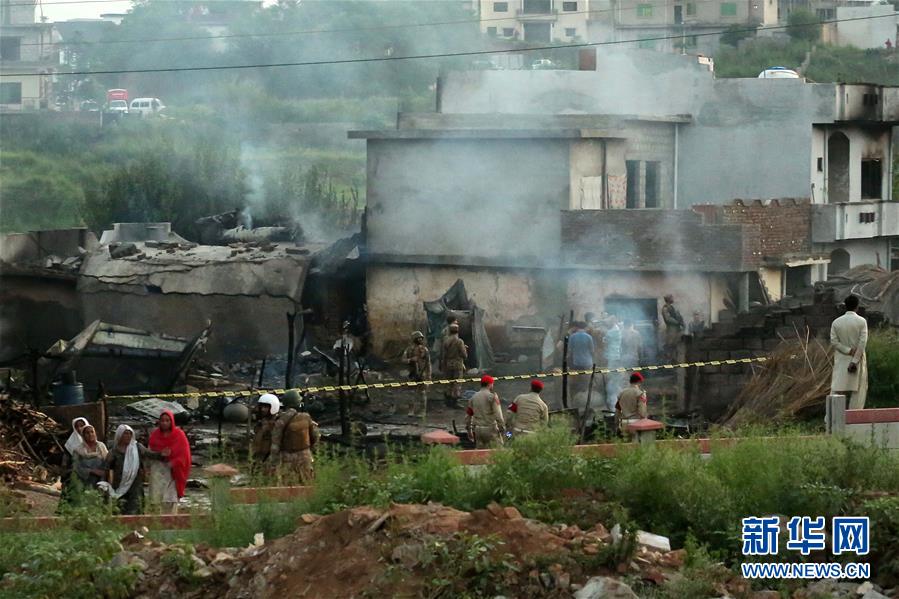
0;492;137;599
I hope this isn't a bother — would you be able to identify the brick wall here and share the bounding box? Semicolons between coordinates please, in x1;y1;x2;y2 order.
693;199;812;260
561;209;758;271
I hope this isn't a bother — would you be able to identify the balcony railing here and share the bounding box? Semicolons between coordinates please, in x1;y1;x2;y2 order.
811;200;899;242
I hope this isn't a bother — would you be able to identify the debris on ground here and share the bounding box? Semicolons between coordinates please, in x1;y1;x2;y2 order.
0;396;67;481
121;502;703;599
722;332;833;427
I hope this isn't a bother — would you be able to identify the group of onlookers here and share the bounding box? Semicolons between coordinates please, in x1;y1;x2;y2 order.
62;410;192;515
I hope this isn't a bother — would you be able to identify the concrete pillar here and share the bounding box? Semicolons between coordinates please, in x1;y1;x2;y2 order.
627;418;664;445
826;394;847;434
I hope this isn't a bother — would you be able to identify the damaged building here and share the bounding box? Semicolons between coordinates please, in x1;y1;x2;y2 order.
352;49;898;354
0;222;362;393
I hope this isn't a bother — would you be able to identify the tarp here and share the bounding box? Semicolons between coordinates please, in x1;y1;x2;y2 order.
424;279;495;371
817;265;899;324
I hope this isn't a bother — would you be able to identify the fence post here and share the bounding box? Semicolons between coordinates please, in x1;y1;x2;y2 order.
826;394;847;435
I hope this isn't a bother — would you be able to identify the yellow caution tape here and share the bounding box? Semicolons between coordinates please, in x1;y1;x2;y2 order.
103;356;769;402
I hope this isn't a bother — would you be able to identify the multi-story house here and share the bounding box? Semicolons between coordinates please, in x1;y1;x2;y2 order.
478;0;594;42
605;0;778;54
0;0;57;111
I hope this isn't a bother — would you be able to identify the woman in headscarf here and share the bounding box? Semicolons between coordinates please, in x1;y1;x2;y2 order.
59;417;90;505
147;410;191;513
71;424;108;490
99;424;167;515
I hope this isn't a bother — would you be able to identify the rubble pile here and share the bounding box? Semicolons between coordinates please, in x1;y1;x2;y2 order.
722;334;833;427
120;502;700;599
0;397;67;481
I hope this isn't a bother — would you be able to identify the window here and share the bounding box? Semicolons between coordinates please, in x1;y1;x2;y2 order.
637;4;653;17
563;1;578;10
626;161;640;208
686;2;696;15
493;1;508;11
817;157;823;172
0;37;21;61
861;159;882;199
816;8;834;19
720;2;737;16
858;212;876;224
503;27;515;36
487;26;498;36
645;161;660;208
565;27;577;37
0;82;22;104
863;93;879;106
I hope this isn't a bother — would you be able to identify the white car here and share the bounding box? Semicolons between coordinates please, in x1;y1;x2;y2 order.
108;99;128;114
129;97;166;117
758;67;800;79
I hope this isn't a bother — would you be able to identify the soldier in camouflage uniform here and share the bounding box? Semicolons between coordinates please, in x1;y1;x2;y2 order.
270;391;320;485
440;323;468;407
402;331;432;417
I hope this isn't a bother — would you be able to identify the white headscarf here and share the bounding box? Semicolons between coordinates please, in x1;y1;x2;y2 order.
97;424;139;499
65;417;89;455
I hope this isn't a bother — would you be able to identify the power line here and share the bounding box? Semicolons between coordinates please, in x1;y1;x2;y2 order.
3;12;896;78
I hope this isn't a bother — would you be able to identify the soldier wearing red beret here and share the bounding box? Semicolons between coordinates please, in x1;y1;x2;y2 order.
507;379;550;438
466;375;504;448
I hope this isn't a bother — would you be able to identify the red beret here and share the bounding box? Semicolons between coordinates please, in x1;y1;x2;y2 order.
630;371;644;383
481;375;495;386
530;379;544;392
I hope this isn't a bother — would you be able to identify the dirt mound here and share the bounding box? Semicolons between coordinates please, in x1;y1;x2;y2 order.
122;502;730;599
125;503;607;599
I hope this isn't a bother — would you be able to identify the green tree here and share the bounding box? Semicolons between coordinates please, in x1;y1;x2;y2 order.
787;8;821;44
720;24;756;47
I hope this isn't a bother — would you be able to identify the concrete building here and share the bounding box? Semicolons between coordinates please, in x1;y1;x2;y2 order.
437;51;898;272
478;0;596;42
606;0;778;54
822;4;898;49
477;0;776;54
0;0;57;111
353;50;898;353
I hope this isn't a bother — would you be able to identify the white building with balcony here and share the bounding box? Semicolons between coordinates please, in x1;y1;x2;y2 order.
478;0;594;42
0;0;57;111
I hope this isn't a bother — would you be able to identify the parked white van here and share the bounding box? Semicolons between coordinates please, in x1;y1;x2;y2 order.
129;97;166;116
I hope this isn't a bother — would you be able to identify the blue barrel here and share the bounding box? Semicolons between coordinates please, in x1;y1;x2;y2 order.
52;382;85;406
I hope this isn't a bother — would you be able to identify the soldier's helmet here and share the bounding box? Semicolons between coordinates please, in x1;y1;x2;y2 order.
411;331;424;341
281;389;304;410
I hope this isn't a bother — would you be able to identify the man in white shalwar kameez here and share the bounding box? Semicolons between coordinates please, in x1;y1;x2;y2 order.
830;294;868;410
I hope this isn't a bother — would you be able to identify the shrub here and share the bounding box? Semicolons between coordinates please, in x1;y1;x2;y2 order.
0;494;138;599
867;328;899;408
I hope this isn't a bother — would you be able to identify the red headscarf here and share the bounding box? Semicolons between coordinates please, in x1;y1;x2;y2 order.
149;410;191;498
